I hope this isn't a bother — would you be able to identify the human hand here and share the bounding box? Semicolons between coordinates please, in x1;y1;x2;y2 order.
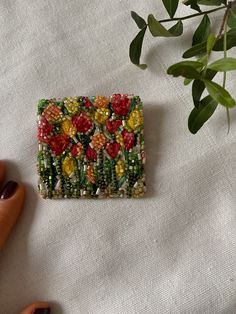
0;161;51;314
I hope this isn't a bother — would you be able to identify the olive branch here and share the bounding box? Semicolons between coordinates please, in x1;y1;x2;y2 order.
129;0;236;133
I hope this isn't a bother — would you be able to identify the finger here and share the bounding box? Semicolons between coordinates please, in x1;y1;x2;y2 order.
0;181;25;249
20;302;50;314
0;160;6;187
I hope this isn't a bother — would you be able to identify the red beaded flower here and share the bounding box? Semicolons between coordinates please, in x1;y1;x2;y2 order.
122;129;135;151
86;146;97;161
72;113;93;133
70;143;83;158
106;142;121;159
112;94;130;116
106;119;122;134
84;97;93;108
38;117;53;143
49;134;69;156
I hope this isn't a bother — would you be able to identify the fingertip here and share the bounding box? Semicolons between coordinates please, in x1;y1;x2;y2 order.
0;181;25;249
20;302;50;314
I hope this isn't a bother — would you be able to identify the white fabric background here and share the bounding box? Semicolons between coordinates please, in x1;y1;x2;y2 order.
0;0;236;313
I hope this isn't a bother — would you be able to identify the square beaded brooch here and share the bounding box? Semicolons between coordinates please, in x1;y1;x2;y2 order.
37;94;146;199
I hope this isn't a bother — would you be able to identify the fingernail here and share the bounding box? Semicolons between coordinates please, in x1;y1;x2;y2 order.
0;181;18;199
34;308;51;314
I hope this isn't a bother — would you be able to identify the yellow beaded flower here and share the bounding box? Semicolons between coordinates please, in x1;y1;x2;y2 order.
127;108;143;131
116;134;124;147
87;164;96;184
92;133;106;150
132;179;145;198
61;118;77;137
95;108;110;124
64;97;79;115
62;156;75;176
115;159;125;178
94;96;109;108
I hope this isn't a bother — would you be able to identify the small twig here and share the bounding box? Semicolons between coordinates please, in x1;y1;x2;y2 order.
159;5;227;23
217;5;230;38
217;0;236;38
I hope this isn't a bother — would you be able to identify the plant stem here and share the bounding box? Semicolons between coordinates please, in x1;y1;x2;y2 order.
159;5;227;23
222;10;230;133
217;2;231;38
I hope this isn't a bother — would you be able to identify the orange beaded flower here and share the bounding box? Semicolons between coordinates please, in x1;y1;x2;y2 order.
91;133;106;150
94;96;110;108
43;103;62;122
87;164;96;184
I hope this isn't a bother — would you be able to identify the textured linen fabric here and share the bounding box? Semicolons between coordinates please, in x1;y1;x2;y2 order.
0;1;236;313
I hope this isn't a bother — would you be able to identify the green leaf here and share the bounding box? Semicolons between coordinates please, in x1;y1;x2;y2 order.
167;61;203;79
129;27;147;69
184;28;236;58
171;61;204;69
204;80;236;108
184;78;193;85
162;0;179;18
192;79;205;107
213;27;236;51
192;14;211;46
168;20;183;36
148;14;171;37
192;69;216;106
148;14;183;37
183;0;201;12
131;11;146;29
137;64;148;70
197;0;223;5
188;95;218;134
207;33;216;55
183;41;206;58
208;57;236;71
198;54;208;65
228;6;236;28
184;56;206;86
185;0;225;8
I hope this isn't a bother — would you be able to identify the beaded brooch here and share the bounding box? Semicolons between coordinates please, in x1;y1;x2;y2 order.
37;94;146;199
